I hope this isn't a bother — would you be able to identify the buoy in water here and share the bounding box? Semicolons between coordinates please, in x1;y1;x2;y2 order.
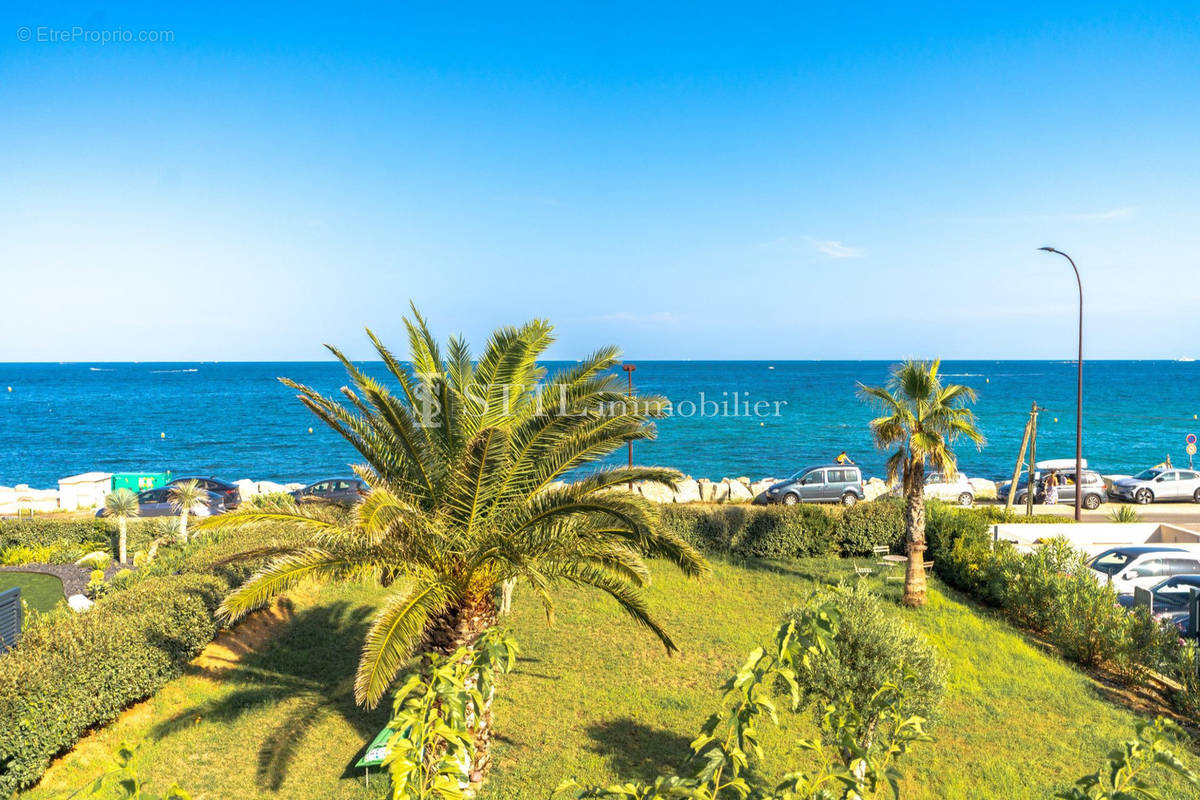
160;432;166;439
308;427;313;433
1054;417;1058;423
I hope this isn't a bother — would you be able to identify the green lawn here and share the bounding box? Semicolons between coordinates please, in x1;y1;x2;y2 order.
21;558;1200;800
0;571;64;614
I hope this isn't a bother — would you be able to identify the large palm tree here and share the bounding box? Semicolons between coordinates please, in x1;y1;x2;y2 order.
857;359;984;607
198;306;707;777
103;489;140;565
168;479;206;544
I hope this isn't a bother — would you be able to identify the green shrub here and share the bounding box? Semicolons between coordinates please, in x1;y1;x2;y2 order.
786;581;945;728
834;498;905;555
0;518;162;562
0;573;226;795
658;501;902;560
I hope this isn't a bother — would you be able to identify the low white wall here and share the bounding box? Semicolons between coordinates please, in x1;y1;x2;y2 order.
994;522;1200;556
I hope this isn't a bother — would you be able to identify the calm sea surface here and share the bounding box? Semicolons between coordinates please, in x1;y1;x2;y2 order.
1;361;1197;487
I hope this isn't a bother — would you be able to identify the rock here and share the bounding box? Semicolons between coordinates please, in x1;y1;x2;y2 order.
863;477;890;502
256;481;287;494
735;476;752;487
697;478;716;503
727;479;753;503
638;480;676;503
711;479;731;503
968;478;997;500
284;483;305;492
235;479;258;500
673;477;701;503
750;479;776;504
67;594;94;613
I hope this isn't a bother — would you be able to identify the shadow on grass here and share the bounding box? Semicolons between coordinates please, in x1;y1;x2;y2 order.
584;718;692;783
150;600;392;791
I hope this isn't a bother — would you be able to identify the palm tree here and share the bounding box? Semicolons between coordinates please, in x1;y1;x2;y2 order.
103;489;140;564
168;479;206;544
857;359;984;607
198;305;707;778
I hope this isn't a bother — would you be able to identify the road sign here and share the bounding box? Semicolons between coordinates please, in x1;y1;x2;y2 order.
1188;433;1197;445
1188;443;1198;456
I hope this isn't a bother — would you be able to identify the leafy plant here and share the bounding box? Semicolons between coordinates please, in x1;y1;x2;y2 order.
198;308;708;778
67;740;191;800
167;480;206;544
1108;505;1142;524
385;629;518;798
104;489;141;564
787;582;944;737
86;568;110;599
557;602;934;800
857;360;984;606
1059;717;1200;799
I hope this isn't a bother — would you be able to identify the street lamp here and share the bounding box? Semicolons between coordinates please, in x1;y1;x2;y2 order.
1038;246;1084;522
622;363;637;489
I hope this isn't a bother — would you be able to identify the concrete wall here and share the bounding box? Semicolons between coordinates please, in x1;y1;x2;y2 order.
994;522;1200;556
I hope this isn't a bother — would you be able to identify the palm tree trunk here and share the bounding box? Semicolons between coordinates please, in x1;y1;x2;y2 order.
177;512;189;544
423;594;500;783
903;461;928;607
118;517;128;565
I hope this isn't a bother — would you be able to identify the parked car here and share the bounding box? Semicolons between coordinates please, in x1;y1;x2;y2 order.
764;465;865;506
1109;467;1200;504
1088;545;1200;595
1116;574;1200;626
292;477;368;505
997;469;1106;510
167;476;241;510
920;471;976;506
96;487;225;518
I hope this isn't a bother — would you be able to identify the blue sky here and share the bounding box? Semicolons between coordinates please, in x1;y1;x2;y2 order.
2;2;1198;361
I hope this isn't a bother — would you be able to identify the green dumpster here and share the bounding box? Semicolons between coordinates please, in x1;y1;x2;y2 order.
111;472;172;493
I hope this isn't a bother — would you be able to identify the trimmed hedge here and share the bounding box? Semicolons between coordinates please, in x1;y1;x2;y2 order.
0;518;168;562
660;499;906;560
0;573;226;794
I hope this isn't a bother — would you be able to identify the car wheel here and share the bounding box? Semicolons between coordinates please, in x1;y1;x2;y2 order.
782;493;799;506
841;493;858;507
1193;488;1200;503
1084;494;1101;510
1136;488;1154;505
957;492;973;507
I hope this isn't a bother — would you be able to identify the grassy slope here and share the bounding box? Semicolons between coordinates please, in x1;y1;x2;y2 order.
0;571;63;613
22;559;1200;800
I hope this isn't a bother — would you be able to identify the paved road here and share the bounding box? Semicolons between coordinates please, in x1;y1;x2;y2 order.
983;499;1200;531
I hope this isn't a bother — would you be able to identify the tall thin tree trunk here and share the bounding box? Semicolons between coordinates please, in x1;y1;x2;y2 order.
118;517;128;565
423;594;500;783
903;461;928;607
177;512;189;544
499;578;515;614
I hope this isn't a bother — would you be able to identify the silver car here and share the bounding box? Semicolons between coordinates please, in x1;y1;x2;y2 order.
765;464;865;506
1109;467;1200;504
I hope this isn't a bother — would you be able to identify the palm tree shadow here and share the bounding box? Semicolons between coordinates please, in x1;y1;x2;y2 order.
150;600;393;791
585;718;693;783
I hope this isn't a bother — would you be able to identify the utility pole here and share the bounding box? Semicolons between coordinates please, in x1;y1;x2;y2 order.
1026;404;1040;518
1006;402;1036;515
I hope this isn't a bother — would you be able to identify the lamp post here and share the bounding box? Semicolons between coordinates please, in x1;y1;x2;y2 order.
1038;246;1084;521
622;363;637;490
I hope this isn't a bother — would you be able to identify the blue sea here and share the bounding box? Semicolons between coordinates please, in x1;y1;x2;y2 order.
1;361;1197;488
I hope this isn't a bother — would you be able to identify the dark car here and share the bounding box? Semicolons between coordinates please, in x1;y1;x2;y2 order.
96;487;226;518
997;469;1106;510
764;464;865;506
168;476;241;509
292;477;368;505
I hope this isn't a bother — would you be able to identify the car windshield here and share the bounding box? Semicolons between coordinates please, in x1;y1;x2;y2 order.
788;467;818;481
1134;469;1164;481
1089;549;1137;577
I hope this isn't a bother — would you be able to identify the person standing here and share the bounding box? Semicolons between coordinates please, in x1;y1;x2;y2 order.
1044;469;1060;505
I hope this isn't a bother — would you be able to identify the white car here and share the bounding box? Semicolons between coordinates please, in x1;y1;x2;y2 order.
1109;468;1200;504
922;471;976;506
1088;546;1200;595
